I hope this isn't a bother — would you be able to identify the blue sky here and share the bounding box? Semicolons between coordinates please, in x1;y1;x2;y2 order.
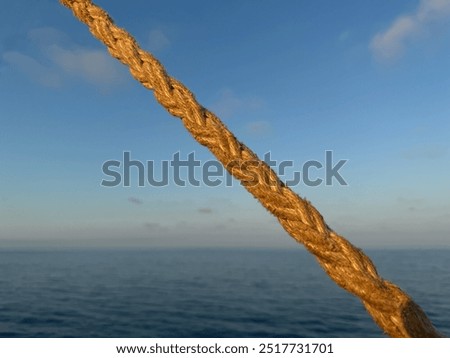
1;0;449;249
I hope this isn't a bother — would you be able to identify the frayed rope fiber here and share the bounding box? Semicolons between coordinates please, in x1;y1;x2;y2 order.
59;0;443;337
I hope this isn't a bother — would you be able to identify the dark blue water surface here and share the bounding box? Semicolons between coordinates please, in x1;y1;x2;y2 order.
0;248;448;337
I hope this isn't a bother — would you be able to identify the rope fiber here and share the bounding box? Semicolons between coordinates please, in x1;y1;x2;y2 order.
59;0;443;338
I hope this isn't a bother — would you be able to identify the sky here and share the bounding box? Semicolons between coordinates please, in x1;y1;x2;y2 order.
1;0;449;249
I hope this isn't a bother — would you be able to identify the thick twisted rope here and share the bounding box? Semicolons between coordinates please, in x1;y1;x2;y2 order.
59;0;442;337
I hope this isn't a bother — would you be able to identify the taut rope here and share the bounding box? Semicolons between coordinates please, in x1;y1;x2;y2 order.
60;0;442;337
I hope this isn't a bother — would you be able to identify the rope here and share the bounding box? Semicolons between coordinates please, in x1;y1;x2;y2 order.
59;0;442;338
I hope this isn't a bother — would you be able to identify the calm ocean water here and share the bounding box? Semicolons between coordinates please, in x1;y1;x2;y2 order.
0;248;448;338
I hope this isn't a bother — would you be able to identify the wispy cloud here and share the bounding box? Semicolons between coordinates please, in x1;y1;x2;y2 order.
210;89;264;118
147;29;170;52
143;222;168;232
370;0;450;61
402;144;447;159
397;196;425;212
198;207;213;214
245;120;272;138
128;197;144;205
2;26;126;88
338;30;351;43
2;51;62;88
49;46;125;87
28;27;68;48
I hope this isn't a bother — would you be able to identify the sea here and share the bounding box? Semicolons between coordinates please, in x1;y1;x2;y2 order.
0;248;448;338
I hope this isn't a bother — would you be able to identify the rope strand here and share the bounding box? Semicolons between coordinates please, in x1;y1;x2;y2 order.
59;0;442;337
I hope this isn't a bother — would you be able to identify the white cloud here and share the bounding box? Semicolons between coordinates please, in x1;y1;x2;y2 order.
418;0;450;21
370;16;418;60
48;45;125;87
401;144;448;159
210;88;264;118
370;0;450;61
27;27;68;47
338;30;351;43
147;29;170;52
2;51;61;88
245;121;272;137
3;27;126;88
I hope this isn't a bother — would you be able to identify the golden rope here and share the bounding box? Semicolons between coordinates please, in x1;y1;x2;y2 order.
59;0;442;337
